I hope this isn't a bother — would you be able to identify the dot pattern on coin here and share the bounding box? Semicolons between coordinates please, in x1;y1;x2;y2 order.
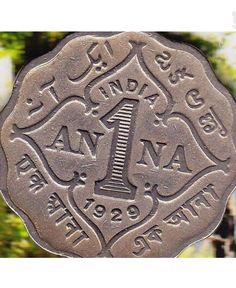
0;32;236;257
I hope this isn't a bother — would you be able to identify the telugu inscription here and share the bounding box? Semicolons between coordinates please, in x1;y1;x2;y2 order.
1;32;235;258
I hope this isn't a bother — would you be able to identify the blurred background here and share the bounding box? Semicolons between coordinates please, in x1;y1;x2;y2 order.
0;32;236;257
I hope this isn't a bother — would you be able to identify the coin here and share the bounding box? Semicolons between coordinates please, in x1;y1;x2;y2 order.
0;32;236;257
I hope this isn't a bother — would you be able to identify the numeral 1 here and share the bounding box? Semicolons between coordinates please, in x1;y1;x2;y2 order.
95;99;138;199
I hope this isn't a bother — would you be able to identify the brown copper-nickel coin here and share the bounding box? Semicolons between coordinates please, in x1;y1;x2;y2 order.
0;32;236;257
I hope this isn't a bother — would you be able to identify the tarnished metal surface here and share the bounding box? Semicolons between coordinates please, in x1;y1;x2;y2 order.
0;32;236;257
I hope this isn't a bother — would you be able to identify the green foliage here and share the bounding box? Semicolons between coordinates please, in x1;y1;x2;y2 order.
0;32;32;66
184;33;236;96
162;32;236;97
0;32;68;71
0;32;68;257
0;195;55;257
212;54;236;96
161;32;224;63
0;32;236;257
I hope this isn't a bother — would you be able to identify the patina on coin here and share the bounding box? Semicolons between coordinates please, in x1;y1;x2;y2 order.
0;32;236;257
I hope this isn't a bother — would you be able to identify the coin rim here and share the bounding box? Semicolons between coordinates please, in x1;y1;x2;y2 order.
0;31;236;258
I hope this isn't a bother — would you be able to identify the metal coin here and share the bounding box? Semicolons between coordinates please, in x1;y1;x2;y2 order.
1;32;236;257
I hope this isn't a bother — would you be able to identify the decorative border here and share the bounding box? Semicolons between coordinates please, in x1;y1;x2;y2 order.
0;32;236;258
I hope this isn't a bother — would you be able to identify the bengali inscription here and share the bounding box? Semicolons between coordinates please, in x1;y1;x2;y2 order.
164;184;219;226
133;225;162;257
1;32;235;258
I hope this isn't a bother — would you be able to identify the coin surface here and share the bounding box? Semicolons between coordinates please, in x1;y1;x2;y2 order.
0;32;236;257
